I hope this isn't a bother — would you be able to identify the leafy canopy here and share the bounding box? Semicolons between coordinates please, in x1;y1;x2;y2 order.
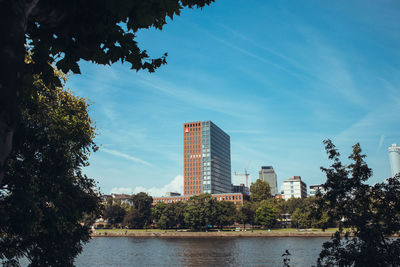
0;0;215;184
25;0;215;84
184;194;214;230
103;205;126;227
254;200;278;228
0;61;101;266
250;179;272;202
316;140;400;267
123;192;153;229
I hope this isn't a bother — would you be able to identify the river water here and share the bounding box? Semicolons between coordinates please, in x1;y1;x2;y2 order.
71;237;328;267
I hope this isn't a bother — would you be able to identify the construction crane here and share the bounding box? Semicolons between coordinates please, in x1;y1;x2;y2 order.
234;169;250;187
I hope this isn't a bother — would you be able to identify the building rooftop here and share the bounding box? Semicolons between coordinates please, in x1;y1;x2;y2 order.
389;144;400;150
111;193;131;200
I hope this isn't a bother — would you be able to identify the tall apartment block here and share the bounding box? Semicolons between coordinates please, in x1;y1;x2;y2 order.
389;144;400;177
259;166;278;195
281;176;307;200
183;121;232;196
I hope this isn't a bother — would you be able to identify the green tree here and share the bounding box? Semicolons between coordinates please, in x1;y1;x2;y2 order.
281;197;305;215
152;202;175;229
311;211;330;229
0;65;100;266
0;0;215;184
215;201;237;229
290;208;309;229
123;208;142;229
171;201;187;229
184;194;217;231
238;201;256;230
307;196;332;230
80;212;98;228
250;179;272;202
316;140;400;267
282;197;333;229
103;205;126;227
254;200;278;229
123;192;153;229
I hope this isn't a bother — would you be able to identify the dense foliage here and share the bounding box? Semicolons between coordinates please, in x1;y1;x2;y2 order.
316;140;400;267
103;205;126;226
0;0;215;184
123;192;153;229
102;194;334;233
250;179;272;202
103;191;334;232
237;201;256;229
290;197;330;229
152;201;187;229
183;194;237;230
104;194;240;231
254;200;278;228
0;64;101;266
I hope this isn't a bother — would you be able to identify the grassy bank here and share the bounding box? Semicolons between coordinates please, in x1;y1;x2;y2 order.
91;228;337;237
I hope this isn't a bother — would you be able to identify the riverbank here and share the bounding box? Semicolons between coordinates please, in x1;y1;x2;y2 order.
91;228;336;237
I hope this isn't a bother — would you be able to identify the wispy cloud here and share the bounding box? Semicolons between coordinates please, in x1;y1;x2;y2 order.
216;23;314;78
110;175;183;197
102;148;153;167
335;102;400;145
209;35;306;81
294;25;366;106
102;103;118;121
136;75;257;119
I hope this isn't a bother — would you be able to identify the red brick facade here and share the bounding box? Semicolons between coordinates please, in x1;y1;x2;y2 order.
183;122;203;195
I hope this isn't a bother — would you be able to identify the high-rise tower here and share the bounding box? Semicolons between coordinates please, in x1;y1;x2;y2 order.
183;121;231;196
389;144;400;177
258;166;278;195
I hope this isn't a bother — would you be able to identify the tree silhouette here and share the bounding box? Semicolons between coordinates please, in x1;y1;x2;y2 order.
0;63;101;266
317;140;400;267
0;0;215;184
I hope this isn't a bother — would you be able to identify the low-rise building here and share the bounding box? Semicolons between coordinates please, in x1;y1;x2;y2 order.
309;184;326;197
153;193;244;205
232;184;250;196
282;176;307;200
110;193;132;205
165;192;181;197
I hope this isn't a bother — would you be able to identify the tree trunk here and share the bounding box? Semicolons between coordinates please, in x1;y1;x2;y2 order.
0;0;38;184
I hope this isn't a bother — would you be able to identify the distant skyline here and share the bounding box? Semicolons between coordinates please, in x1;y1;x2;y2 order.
66;0;400;196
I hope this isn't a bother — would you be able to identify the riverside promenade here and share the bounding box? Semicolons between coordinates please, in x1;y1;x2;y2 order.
91;229;335;238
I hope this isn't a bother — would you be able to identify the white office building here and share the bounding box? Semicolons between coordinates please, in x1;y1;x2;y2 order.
282;176;307;200
389;144;400;177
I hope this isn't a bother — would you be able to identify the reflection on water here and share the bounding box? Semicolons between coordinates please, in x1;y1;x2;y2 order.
72;237;328;267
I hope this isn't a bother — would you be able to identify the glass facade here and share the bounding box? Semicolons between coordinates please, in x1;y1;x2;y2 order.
202;121;231;194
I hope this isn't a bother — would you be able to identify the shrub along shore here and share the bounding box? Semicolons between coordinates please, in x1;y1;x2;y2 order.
91;228;335;237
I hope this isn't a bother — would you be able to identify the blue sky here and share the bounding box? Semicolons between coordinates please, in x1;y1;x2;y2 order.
67;0;400;196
